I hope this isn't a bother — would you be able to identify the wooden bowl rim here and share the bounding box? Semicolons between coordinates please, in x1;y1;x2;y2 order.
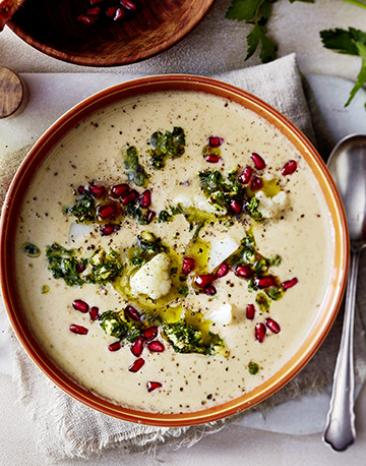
8;0;215;67
0;74;349;426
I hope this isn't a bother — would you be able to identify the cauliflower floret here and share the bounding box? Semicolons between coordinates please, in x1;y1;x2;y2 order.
206;303;233;325
255;190;288;219
130;253;171;300
208;236;240;271
174;192;226;216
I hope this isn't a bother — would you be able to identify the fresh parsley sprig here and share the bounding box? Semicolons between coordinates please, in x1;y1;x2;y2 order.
226;0;314;63
320;27;366;106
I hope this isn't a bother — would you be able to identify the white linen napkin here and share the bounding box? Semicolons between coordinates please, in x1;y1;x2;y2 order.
1;54;366;462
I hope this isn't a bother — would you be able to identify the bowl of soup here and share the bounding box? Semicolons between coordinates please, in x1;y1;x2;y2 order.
0;75;348;426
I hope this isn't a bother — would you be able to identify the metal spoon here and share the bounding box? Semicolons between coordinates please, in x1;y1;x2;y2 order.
323;134;366;451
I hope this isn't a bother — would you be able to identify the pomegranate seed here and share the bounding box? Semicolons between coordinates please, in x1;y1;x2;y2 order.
89;306;99;321
114;7;125;21
111;183;129;198
108;341;122;352
147;341;165;352
143;326;158;341
124;305;141;322
147;381;162;392
139;190;151;208
121;0;137;11
239;166;253;184
146;210;156;223
90;0;103;4
255;323;266;343
256;276;276;289
87;7;101;15
282;277;298;290
182;257;196;275
229;199;242;215
250;175;263;191
78;185;86;194
72;299;89;313
208;136;224;147
203;285;217;296
98;202;119;220
131;336;144;357
246;304;256;320
251;153;266;170
105;6;117;17
216;262;229;278
100;223;119;236
70;324;88;335
282;160;298;176
89;184;106;198
194;274;216;288
77;14;97;26
122;190;138;205
205;154;221;163
76;262;86;273
129;358;145;373
235;265;252;279
266;317;281;334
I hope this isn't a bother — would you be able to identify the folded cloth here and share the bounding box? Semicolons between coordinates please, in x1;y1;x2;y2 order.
1;54;365;462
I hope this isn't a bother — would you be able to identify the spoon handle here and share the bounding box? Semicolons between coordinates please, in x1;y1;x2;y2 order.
323;249;359;451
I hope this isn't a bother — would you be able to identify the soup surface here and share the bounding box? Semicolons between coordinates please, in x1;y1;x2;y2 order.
15;91;333;413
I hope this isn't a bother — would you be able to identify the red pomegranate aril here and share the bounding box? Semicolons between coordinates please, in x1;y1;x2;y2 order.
111;183;129;198
282;160;298;176
143;326;158;341
256;276;276;289
77;14;96;26
129;358;145;373
216;262;229;278
251;152;266;170
147;340;165;352
70;324;88;335
122;190;138;205
246;304;256;320
147;381;162;392
239;166;253;184
72;299;89;313
78;185;86;194
250;175;263;191
131;336;144;357
89;183;106;198
89;306;99;321
76;262;86;273
255;323;266;343
121;0;137;11
114;7;125;21
105;6;117;17
203;284;217;296
100;223;119;236
205;154;221;163
282;277;298;290
208;136;224;147
229;199;242;215
194;274;216;288
266;317;281;334
139;190;151;208
98;202;119;220
90;0;103;4
108;341;122;352
235;265;252;279
182;256;196;275
87;7;101;15
124;305;141;322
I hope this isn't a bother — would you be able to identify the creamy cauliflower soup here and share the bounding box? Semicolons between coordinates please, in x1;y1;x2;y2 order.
15;91;333;413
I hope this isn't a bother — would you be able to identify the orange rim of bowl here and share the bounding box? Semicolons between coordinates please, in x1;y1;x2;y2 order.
0;74;349;426
8;1;215;67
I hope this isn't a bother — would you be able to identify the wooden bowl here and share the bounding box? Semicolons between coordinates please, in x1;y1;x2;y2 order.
8;0;214;67
0;75;349;426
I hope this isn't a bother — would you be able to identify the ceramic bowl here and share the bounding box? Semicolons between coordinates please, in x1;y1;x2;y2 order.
0;75;349;426
8;0;214;66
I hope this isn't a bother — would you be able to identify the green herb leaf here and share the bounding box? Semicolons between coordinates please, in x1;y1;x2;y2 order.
46;243;86;286
64;193;96;223
226;0;264;21
321;27;366;106
99;310;141;342
149;127;186;169
22;242;41;258
124;146;149;187
248;361;260;375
